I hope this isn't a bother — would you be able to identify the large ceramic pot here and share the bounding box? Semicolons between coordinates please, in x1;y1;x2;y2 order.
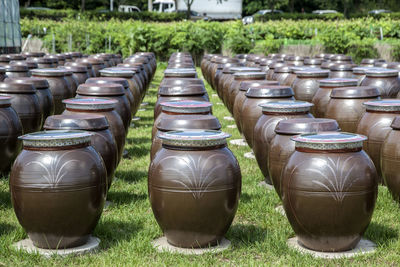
148;130;241;248
285;56;307;66
66;61;95;78
159;77;204;88
214;62;242;93
326;86;381;132
281;66;308;87
303;58;322;68
360;59;385;67
0;56;10;67
0;82;42;133
241;86;295;148
352;67;377;86
44;114;118;190
271;66;291;88
76;83;132;133
60;65;90;85
266;62;287;81
116;64;147;94
253;101;314;184
292;69;330;102
10;130;107;249
356;99;400;182
269;118;339;199
62;70;78;96
211;58;239;90
5;77;55;124
361;68;400;98
331;54;353;64
44;54;62;67
312;78;358;118
27;57;54;69
329;64;356;79
31;69;73;115
62;98;125;163
76;58;106;77
282;132;377;252
4;64;30;78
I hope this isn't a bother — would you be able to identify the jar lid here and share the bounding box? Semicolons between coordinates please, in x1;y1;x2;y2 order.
164;68;197;77
159;130;231;148
275;118;339;135
234;72;266;79
76;58;105;65
31;68;69;77
331;55;352;61
268;62;287;69
4;77;49;89
229;67;261;73
352;67;379;74
157;114;221;131
321;61;337;69
66;61;92;69
86;77;129;89
304;58;322;65
319;78;358;87
287;56;307;61
330;86;380;98
27;57;53;64
0;67;4;73
387;62;400;70
292;132;366;150
161;100;212;113
158;85;206;96
274;66;291;73
216;57;238;64
322;54;335;60
6;54;26;61
100;69;134;78
59;64;88;73
365;68;399;77
44;114;109;131
295;69;329;77
65;52;82;58
330;64;356;71
22;51;46;58
160;78;204;87
361;58;385;64
20;130;92;148
239;80;279;91
76;83;125;96
63;97;117;110
259;58;282;66
363;99;400;112
374;62;388;68
260;100;313;113
0;95;11;105
246;85;294;98
5;64;29;72
0;82;36;93
0;56;10;62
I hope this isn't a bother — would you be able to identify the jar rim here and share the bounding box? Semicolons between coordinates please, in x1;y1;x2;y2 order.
20;130;92;148
291;132;366;150
159;130;231;148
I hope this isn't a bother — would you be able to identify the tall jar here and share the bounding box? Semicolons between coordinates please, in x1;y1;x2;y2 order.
253;101;314;184
312;78;358;118
356;99;400;182
149;130;241;248
10;130;107;249
292;69;330;102
282;132;377;252
361;68;400;98
326;86;381;132
269;118;339;199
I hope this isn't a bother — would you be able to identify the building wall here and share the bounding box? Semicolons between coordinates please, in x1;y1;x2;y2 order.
0;0;22;53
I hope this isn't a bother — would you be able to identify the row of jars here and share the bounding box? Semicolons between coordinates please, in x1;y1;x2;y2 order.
148;52;242;248
5;51;157;250
199;53;400;252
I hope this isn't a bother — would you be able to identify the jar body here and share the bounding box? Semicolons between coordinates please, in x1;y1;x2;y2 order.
282;150;377;252
73;72;89;86
382;130;400;200
10;145;107;249
292;77;321;102
361;76;400;98
148;146;241;248
312;87;333;118
36;89;55;123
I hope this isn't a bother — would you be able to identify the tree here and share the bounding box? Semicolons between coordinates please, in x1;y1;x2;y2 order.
182;0;194;19
81;0;85;11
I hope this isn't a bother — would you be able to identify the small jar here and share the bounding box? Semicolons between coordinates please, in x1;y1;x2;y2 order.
76;58;106;77
253;101;314;184
4;64;30;78
282;132;377;252
326;86;381;132
329;64;356;79
10;130;107;249
292;69;330;102
312;78;358;118
149;130;241;248
356;99;400;182
361;68;400;98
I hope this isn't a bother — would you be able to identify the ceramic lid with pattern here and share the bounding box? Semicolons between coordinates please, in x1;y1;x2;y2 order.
275;118;339;135
161;100;212;113
63;97;117;110
292;132;366;150
159;130;231;148
363;99;400;112
20;130;92;148
260;100;313;113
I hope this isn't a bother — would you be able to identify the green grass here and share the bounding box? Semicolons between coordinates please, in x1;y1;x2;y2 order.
1;62;400;266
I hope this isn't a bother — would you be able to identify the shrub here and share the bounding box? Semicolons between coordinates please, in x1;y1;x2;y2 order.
347;38;379;64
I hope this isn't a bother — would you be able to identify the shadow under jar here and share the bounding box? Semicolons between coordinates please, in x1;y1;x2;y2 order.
312;78;358;118
356;99;400;183
10;130;107;249
292;69;330;102
282;132;377;252
253;101;314;185
31;69;73;115
44;114;118;190
62;98;125;164
149;130;241;248
361;68;400;98
241;86;295;148
326;86;381;133
269;118;339;199
0;82;42;134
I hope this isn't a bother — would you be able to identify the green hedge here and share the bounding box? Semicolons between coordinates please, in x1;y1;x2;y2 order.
255;12;345;22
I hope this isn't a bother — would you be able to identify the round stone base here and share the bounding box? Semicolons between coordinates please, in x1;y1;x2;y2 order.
275;205;285;216
229;139;247;146
287;237;376;259
258;181;274;190
244;152;255;159
223;116;234;121
152;236;230;255
132;117;141;121
227;124;237;129
12;236;100;258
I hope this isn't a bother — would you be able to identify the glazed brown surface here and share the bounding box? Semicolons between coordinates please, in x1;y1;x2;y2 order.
361;74;400;98
382;123;400;201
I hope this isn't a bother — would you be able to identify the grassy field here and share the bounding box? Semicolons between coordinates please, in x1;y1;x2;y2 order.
1;62;400;266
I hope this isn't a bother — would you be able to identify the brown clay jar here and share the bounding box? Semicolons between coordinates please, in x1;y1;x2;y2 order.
149;130;241;248
266;62;287;81
241;86;295;148
329;64;357;79
352;67;377;86
292;69;330;102
360;58;385;67
0;55;10;67
303;58;322;68
0;96;23;173
62;98;125;163
0;82;42;134
361;68;400;98
312;78;358;118
326;86;381;132
76;83;132;133
31;69;73;115
22;52;45;58
211;58;239;90
60;65;90;85
331;54;353;64
10;130;107;249
44;114;118;190
271;66;291;88
214;62;242;93
27;57;54;68
282;132;377;252
14;61;38;71
356;99;400;182
76;58;106;77
285;56;307;67
116;64;148;94
164;68;197;79
281;66;309;87
269;118;339;199
44;54;63;67
0;67;5;81
62;70;78;96
4;64;30;78
66;61;95;78
253;101;314;184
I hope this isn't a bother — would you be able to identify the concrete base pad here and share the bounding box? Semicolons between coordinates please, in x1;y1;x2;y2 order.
287;237;376;259
244;152;255;159
132;117;141;121
227;124;237;128
275;205;286;216
229;139;247;146
223;116;234;121
258;181;274;190
13;236;100;258
152;236;230;255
